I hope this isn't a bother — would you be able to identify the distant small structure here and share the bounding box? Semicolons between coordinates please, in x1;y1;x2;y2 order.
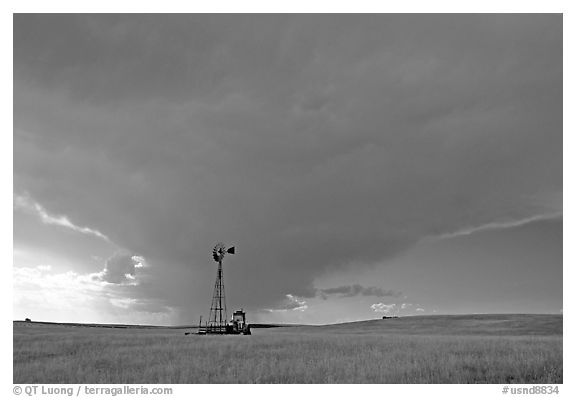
382;316;398;319
232;309;246;327
228;309;251;335
25;318;31;322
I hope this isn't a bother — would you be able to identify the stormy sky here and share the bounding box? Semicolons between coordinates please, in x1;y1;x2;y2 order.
13;14;562;325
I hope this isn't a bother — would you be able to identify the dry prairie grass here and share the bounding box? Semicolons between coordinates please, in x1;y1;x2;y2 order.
13;315;562;384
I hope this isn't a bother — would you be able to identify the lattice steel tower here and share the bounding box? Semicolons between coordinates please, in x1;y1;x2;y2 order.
207;243;235;333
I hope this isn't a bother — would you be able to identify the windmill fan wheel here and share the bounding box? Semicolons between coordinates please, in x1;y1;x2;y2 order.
212;242;226;262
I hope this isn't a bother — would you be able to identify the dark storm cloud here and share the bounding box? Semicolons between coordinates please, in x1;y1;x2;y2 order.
13;14;562;318
319;284;402;299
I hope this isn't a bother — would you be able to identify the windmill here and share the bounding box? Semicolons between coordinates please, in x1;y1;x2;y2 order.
206;242;235;334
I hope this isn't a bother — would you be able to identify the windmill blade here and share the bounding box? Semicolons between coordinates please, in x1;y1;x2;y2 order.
212;242;226;262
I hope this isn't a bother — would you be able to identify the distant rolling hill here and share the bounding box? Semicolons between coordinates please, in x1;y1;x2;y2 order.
259;314;563;337
12;320;301;330
12;320;192;329
13;314;562;336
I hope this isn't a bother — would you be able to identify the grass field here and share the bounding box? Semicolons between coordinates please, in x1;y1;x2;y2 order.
13;314;562;384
